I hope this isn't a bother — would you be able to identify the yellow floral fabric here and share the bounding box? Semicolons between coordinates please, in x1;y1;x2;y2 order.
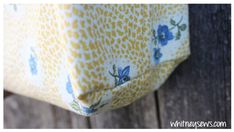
4;4;190;116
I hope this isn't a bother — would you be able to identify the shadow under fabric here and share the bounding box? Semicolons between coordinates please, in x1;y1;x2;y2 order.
4;4;190;116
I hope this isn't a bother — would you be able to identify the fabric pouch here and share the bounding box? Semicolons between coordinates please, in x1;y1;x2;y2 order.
4;4;190;116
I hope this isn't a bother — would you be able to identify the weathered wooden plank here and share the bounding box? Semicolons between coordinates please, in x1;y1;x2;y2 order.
157;4;231;128
221;4;231;129
69;112;90;128
50;106;90;128
89;93;159;128
4;95;54;128
50;106;72;128
4;94;90;128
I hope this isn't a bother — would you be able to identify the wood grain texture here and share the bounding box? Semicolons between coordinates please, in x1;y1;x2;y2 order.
69;111;90;128
157;4;231;128
4;95;55;128
4;95;90;128
89;93;159;128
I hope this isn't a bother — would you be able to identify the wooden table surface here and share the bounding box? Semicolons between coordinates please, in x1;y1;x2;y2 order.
4;4;231;128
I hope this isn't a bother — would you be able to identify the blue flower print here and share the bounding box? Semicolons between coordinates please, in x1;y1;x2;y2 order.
109;65;131;86
29;54;37;75
66;76;73;94
67;76;107;114
150;16;187;65
81;106;97;114
153;48;162;64
157;25;174;46
117;66;130;85
66;76;75;99
80;98;107;114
